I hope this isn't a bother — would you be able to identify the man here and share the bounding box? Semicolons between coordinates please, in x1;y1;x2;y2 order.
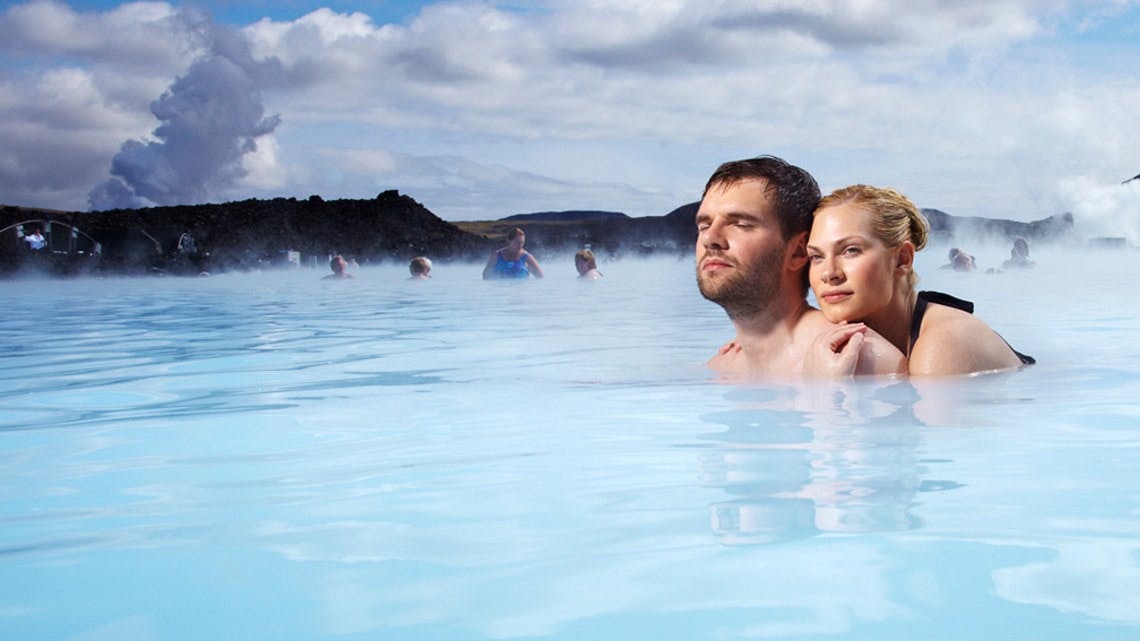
323;254;354;279
695;156;903;378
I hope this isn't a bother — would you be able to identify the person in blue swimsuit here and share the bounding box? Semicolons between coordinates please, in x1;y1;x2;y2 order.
804;184;1034;377
482;227;544;280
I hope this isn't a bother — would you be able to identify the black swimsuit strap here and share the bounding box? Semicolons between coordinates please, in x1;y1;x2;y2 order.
909;291;973;355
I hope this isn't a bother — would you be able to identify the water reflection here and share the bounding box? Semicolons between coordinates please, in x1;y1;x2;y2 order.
993;540;1140;625
699;382;963;545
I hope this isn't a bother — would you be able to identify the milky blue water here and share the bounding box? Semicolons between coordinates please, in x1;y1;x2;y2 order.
2;247;1139;641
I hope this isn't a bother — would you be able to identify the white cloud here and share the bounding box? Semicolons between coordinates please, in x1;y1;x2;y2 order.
238;134;288;191
0;0;196;69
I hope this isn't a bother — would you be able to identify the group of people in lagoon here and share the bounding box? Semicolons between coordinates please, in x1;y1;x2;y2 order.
478;226;604;280
941;236;1036;273
323;228;603;282
695;155;1035;380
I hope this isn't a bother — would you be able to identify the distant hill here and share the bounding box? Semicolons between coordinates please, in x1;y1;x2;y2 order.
663;202;699;225
501;210;630;222
455;203;696;257
922;208;1074;244
1;190;491;275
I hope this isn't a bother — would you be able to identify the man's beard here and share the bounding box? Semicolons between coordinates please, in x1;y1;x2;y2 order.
697;246;784;319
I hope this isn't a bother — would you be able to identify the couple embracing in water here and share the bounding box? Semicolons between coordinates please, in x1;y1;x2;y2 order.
697;155;1034;380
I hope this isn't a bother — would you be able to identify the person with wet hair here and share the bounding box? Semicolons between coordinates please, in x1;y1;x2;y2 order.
1002;237;1035;269
482;227;544;280
942;247;976;272
574;249;603;279
805;184;1034;377
323;254;354;280
409;256;432;279
696;156;905;379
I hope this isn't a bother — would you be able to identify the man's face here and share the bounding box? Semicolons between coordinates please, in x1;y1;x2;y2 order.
695;178;790;315
575;256;588;274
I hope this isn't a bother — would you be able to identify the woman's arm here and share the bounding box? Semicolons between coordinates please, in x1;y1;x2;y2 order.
526;253;544;278
856;329;908;376
482;251;498;280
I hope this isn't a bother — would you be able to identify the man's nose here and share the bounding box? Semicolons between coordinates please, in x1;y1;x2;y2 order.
701;221;726;249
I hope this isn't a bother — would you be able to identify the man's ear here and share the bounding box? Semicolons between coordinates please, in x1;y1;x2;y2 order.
786;232;809;270
896;241;915;274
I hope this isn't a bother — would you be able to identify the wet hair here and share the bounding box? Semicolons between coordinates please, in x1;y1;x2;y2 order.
409;256;432;275
818;185;929;251
507;227;525;241
816;184;929;286
702;155;821;241
574;249;597;270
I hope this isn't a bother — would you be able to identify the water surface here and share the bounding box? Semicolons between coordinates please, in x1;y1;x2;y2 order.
2;249;1138;641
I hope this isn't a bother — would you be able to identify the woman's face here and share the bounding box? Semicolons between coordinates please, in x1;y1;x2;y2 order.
575;256;589;274
509;234;525;252
806;201;901;323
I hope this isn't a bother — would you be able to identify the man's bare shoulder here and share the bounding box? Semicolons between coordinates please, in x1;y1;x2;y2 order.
706;341;747;373
794;307;831;335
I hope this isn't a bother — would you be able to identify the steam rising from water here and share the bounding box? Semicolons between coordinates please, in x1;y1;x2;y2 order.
87;13;281;210
1058;175;1140;246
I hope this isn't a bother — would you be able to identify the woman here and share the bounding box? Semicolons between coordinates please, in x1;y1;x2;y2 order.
482;227;544;280
574;249;603;279
1002;237;1035;269
805;185;1034;377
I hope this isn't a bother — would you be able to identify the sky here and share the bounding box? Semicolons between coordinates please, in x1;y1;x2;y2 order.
1;0;1139;240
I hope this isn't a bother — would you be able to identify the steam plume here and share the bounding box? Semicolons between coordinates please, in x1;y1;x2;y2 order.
88;15;281;210
1058;174;1140;246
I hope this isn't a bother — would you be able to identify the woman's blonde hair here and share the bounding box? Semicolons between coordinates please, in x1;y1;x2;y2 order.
816;185;929;286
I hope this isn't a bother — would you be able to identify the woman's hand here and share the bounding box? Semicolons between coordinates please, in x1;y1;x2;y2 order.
717;340;742;356
854;328;908;377
804;322;867;378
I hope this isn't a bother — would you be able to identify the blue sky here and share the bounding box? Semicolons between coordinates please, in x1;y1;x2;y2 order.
1;0;1139;241
54;0;428;24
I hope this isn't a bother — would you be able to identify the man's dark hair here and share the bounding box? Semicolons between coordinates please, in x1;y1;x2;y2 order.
702;155;820;241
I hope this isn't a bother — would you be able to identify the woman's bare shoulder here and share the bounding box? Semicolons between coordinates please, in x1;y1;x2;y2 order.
910;306;1021;376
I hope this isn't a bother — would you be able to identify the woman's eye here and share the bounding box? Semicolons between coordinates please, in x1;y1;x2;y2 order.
842;246;861;256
